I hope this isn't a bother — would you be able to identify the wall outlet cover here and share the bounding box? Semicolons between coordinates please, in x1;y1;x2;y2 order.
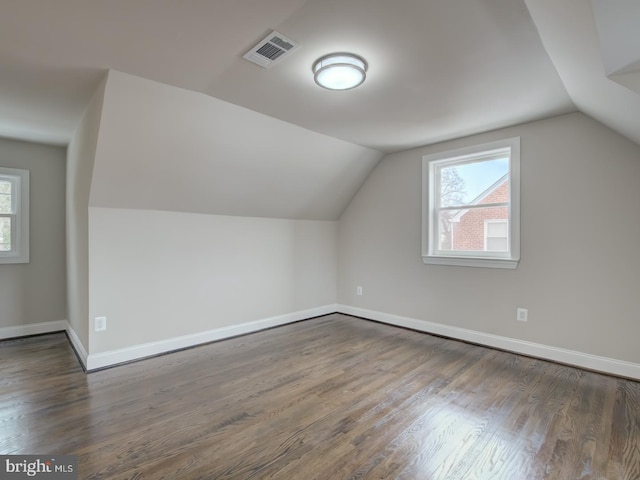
516;308;528;322
95;316;107;332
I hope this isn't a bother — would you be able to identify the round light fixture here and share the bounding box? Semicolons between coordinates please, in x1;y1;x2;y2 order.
312;53;368;91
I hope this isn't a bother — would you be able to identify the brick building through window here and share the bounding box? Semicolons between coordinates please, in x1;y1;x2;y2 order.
450;174;509;252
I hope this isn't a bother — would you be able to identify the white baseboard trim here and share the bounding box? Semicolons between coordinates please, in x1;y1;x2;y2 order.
337;305;640;380
0;320;67;340
65;322;89;370
86;304;338;371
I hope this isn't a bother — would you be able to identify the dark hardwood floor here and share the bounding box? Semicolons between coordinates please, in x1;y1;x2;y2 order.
1;314;639;479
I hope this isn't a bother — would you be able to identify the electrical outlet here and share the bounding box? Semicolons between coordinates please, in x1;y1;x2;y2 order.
95;316;107;332
516;308;528;322
356;286;363;296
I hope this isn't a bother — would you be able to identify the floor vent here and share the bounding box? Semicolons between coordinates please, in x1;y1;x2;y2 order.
243;31;299;68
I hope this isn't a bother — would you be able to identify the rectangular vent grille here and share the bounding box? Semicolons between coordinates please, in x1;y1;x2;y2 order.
256;43;286;61
243;31;299;68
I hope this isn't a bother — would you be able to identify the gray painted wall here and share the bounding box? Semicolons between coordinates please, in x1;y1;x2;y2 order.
338;112;640;364
0;137;67;328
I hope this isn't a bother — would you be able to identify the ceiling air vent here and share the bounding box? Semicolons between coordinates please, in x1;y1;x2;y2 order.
243;31;299;68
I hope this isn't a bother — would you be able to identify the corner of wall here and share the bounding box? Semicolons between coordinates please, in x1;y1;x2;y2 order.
66;72;109;356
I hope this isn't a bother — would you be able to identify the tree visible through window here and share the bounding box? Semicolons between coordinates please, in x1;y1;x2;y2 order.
422;137;520;269
438;167;466;250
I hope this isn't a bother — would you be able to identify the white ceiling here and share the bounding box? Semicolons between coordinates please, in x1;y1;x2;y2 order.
89;70;383;220
0;0;593;153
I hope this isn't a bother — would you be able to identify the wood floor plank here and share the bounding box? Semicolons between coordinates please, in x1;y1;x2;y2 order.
1;314;639;479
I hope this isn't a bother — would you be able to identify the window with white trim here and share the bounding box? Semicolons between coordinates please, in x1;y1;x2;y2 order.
422;137;520;269
0;167;30;264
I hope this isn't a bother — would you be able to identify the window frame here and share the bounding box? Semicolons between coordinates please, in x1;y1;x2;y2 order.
0;167;30;264
422;137;520;269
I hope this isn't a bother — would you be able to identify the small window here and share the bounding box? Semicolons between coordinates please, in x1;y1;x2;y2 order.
484;220;509;252
0;167;29;264
422;137;520;269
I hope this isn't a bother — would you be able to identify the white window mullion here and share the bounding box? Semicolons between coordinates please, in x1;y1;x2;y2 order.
438;201;509;212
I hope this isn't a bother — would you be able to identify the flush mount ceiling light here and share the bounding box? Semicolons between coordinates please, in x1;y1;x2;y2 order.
312;53;368;90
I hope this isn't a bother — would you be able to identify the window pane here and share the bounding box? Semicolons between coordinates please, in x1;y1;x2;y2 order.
0;179;11;214
437;209;459;251
439;206;509;252
0;179;10;193
0;216;11;251
439;166;467;207
439;158;509;207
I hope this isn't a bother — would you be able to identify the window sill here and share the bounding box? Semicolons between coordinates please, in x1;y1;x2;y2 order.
0;255;30;265
422;255;519;269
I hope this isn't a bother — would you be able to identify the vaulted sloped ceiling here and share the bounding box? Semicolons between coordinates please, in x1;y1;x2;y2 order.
90;71;382;220
525;0;640;147
591;0;640;94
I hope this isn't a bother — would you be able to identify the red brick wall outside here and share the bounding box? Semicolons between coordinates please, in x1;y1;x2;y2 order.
451;180;509;251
